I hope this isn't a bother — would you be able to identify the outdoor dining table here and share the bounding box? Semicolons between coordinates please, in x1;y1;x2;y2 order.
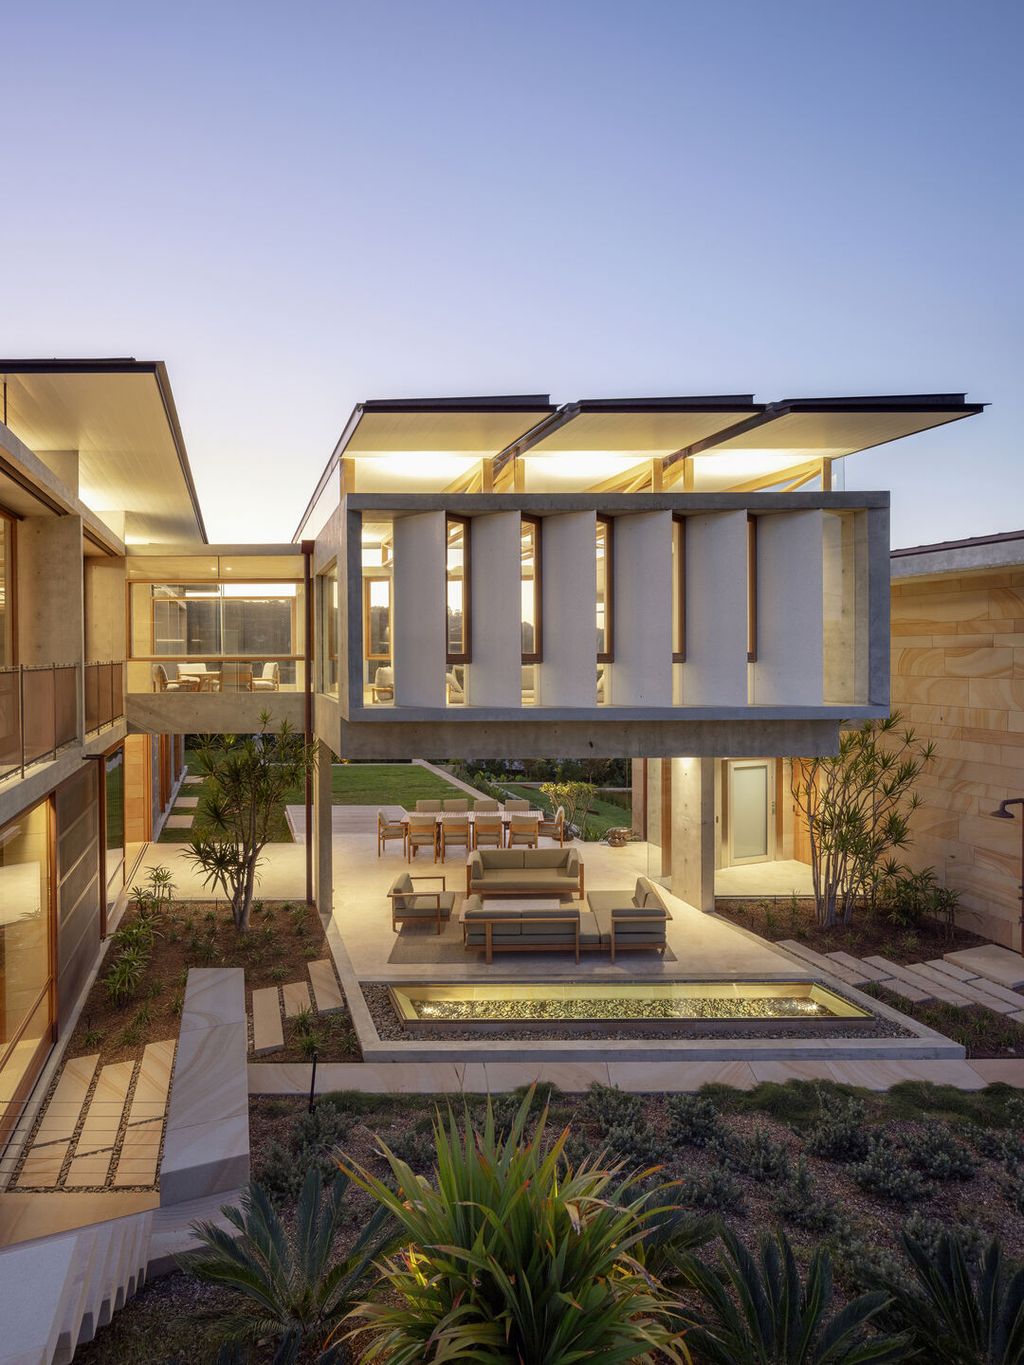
399;809;542;823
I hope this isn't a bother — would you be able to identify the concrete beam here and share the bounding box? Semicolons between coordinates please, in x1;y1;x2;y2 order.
126;693;305;734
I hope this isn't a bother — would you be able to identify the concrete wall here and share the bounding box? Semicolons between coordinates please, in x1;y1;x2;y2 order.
682;511;749;705
891;566;1024;947
670;757;716;911
610;511;672;706
467;512;521;706
752;510;824;706
540;511;597;706
16;515;84;668
393;511;446;707
84;558;127;662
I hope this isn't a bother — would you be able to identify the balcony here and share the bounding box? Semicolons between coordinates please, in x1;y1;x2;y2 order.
0;664;79;782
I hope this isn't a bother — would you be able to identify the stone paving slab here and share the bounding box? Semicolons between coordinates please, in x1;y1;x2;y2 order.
909;964;1018;1013
606;1061;757;1093
65;1148;115;1187
282;981;312;1017
925;959;978;982
113;1120;164;1187
32;1055;99;1147
944;945;1024;989
826;951;892;982
183;774;203;784
749;1061;837;1084
970;1059;1024;1085
307;960;344;1013
177;968;247;1033
251;987;284;1055
826;1058;988;1091
127;1040;175;1123
862;957;950;1002
74;1062;134;1156
19;1140;70;1187
874;976;930;1005
950;976;1024;1009
166;1023;248;1130
248;1061;466;1094
775;940;867;984
174;796;200;809
164;815;194;829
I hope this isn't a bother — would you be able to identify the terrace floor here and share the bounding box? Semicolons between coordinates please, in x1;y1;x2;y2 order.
136;829;812;984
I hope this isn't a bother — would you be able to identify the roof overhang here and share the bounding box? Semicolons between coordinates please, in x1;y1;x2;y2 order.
0;358;206;543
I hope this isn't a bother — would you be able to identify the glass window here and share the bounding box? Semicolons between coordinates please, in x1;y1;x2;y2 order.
0;800;54;1132
672;515;686;662
361;518;394;705
747;515;758;663
596;515;613;662
521;516;541;663
320;565;339;696
105;749;125;902
446;517;470;664
0;513;13;667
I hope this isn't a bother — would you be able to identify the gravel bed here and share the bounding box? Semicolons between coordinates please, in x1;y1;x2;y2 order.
361;982;915;1043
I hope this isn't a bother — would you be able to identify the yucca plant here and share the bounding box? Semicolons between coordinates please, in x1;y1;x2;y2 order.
671;1227;910;1363
340;1091;693;1364
187;1167;392;1363
881;1232;1024;1363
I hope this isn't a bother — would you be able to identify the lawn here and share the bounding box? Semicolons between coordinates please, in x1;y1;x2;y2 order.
282;761;466;807
502;781;631;840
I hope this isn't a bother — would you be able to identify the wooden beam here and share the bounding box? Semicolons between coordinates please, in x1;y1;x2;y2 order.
717;458;821;494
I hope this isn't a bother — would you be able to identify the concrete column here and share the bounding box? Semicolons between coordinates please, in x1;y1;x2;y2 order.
16;515;84;666
683;511;748;705
540;511;596;707
751;509;824;705
867;504;890;707
610;511;672;706
670;756;715;912
313;740;333;914
84;558;127;660
630;757;646;838
393;511;446;707
823;509;869;705
467;512;521;706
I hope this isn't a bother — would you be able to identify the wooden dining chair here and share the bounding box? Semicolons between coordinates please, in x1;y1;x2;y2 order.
507;817;539;848
406;814;438;862
440;817;471;861
473;815;503;849
378;808;406;857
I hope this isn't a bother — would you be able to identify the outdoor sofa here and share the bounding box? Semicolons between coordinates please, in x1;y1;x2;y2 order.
465;847;584;899
586;875;673;962
459;896;598;963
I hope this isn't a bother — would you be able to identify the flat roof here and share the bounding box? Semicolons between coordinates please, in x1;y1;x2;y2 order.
891;527;1024;579
0;358;206;542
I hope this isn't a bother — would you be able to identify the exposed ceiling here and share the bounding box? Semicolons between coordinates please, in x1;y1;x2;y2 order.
0;361;206;543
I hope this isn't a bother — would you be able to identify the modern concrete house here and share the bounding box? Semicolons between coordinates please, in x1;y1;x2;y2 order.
0;363;985;1137
890;529;1024;949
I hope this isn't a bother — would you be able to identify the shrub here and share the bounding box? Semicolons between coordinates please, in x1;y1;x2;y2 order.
829;1224;905;1294
601;1117;665;1169
904;1123;976;1182
187;1168;391;1359
258;1103;350;1206
667;1092;727;1149
680;1165;747;1215
771;1159;837;1232
903;1213;984;1267
671;1227;907;1364
851;1136;933;1204
879;1232;1024;1364
582;1081;644;1129
341;1092;693;1363
104;945;148;1006
720;1125;791;1183
805;1090;872;1162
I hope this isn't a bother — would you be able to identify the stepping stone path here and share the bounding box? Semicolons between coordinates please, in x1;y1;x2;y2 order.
249;961;346;1056
14;1041;176;1193
776;939;1024;1019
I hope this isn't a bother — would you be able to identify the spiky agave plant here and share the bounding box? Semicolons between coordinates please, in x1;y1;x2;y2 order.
339;1089;693;1364
670;1227;910;1364
186;1167;392;1364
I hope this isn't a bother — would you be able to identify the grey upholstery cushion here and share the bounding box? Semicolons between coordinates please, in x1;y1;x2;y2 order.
465;924;521;942
530;849;572;868
521;906;579;922
478;850;526;869
614;903;668;921
591;906;667;943
461;902;523;920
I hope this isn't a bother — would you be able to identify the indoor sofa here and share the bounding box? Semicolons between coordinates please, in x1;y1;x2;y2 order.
586;875;672;962
465;847;584;899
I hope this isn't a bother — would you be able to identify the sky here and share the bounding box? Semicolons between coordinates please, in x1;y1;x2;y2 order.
2;0;1022;546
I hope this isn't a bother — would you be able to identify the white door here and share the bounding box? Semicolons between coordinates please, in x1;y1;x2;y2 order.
728;760;773;865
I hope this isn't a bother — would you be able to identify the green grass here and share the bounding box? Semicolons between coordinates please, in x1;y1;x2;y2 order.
502;782;631;840
281;762;465;807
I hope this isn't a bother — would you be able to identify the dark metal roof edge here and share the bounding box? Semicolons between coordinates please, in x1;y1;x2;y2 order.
892;528;1024;558
573;395;760;412
359;395;553;413
0;357;151;374
776;393;982;411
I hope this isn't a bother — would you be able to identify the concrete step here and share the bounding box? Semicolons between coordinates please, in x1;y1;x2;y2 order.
863;956;973;1006
54;1226;102;1363
0;1232;80;1365
944;946;1024;990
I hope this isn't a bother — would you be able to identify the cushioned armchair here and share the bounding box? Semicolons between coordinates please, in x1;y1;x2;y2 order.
371;665;394;702
377;808;406;857
537;805;565;846
406;814;438;862
388;872;457;935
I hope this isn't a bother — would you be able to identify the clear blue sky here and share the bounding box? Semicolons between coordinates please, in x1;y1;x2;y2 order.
3;0;1021;545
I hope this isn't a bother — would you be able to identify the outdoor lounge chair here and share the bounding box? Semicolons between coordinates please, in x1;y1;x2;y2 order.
371;665;394;702
586;876;672;963
388;872;456;934
152;664;198;692
377;808;406;857
406;813;438;862
459;896;601;964
537;805;565;846
252;661;280;691
466;847;583;898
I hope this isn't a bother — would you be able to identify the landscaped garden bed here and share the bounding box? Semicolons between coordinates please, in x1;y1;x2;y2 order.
862;982;1024;1059
76;1077;1024;1363
67;892;359;1068
715;895;987;964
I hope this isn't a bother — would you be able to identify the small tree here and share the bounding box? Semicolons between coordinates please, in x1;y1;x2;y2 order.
791;713;935;928
184;714;312;932
540;780;596;839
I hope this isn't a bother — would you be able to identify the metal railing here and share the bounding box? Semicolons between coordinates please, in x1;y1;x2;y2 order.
0;663;80;783
85;660;125;734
